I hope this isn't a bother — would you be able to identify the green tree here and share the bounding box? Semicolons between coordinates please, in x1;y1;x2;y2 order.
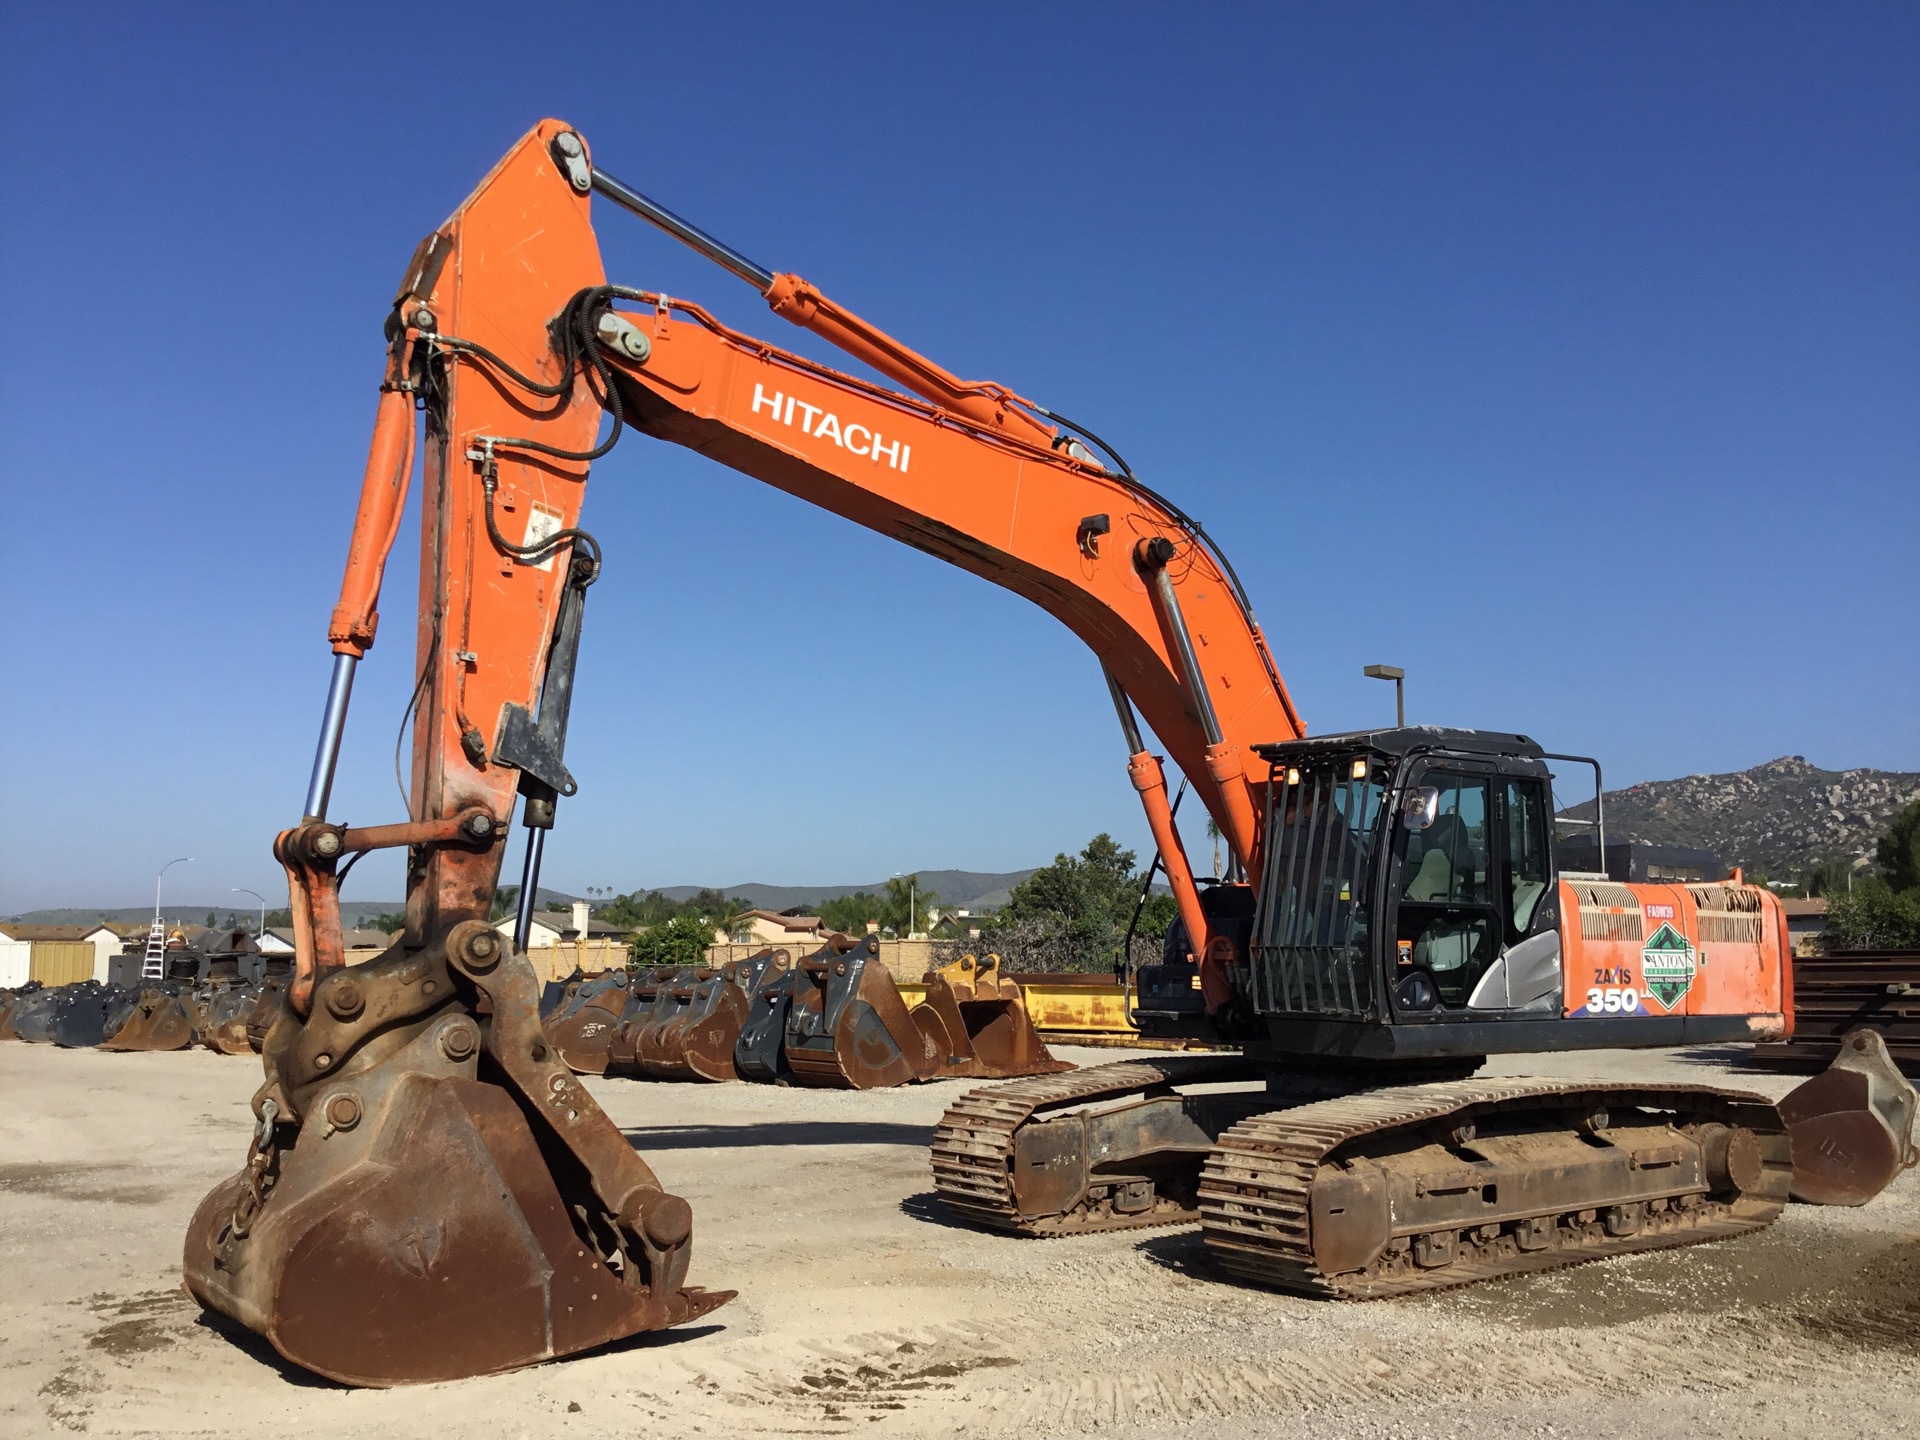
489;885;520;923
1823;800;1920;950
1876;798;1920;893
628;914;716;970
819;891;884;935
708;897;755;942
992;834;1156;970
1797;859;1856;898
1134;892;1179;942
881;875;939;936
1825;881;1920;950
263;908;292;929
367;911;408;935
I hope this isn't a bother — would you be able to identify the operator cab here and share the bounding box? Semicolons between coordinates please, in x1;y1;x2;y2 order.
1235;727;1601;1060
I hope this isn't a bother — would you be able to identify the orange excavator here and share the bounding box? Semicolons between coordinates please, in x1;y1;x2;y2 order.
183;121;1916;1384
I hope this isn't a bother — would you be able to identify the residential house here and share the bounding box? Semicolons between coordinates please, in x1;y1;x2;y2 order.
719;909;828;946
259;927;395;962
492;900;631;982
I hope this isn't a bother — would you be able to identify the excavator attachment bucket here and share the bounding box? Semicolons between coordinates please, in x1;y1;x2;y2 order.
1778;1027;1920;1205
630;967;707;1077
52;981;120;1048
244;970;290;1053
786;936;940;1089
183;922;730;1387
606;967;695;1076
544;968;636;1076
201;985;261;1055
635;952;789;1082
735;963;798;1083
912;954;1074;1080
99;983;199;1052
8;985;60;1043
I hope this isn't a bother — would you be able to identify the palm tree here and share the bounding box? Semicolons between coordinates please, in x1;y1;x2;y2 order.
708;898;754;944
1206;818;1222;879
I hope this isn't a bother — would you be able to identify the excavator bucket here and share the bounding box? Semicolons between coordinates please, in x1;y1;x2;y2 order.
202;984;262;1055
544;968;636;1076
52;981;120;1048
639;951;792;1082
541;967;586;1019
244;969;290;1053
183;921;730;1386
630;968;708;1077
686;951;791;1081
786;936;940;1089
99;983;200;1052
605;967;696;1076
8;985;59;1043
735;963;799;1083
912;954;1074;1080
1778;1027;1920;1205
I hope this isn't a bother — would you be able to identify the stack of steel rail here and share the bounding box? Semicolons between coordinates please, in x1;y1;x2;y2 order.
1753;949;1920;1072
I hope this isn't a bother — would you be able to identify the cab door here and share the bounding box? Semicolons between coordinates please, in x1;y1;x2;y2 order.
1389;767;1503;1009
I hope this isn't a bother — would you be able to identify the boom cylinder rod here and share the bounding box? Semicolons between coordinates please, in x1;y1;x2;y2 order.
1102;664;1146;754
514;828;545;954
1139;549;1223;747
302;653;358;821
590;168;774;293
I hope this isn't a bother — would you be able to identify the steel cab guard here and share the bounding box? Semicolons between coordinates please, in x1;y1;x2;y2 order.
1229;727;1788;1064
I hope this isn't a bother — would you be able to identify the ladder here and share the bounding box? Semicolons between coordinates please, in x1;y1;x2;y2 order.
141;919;167;980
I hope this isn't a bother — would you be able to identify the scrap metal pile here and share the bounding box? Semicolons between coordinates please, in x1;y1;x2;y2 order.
542;937;1073;1088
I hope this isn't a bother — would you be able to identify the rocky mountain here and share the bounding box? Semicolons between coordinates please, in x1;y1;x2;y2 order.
1560;756;1920;877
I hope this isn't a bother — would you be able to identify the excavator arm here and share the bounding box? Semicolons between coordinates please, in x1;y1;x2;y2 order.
340;121;1297;986
184;119;1303;1386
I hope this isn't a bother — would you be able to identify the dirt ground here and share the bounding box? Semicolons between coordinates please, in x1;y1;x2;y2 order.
1;1040;1915;1439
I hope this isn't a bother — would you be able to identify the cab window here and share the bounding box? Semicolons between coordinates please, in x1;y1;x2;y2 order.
1505;780;1551;932
1400;778;1489;904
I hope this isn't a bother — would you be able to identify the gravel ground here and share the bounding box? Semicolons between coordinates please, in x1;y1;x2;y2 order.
0;1040;1913;1438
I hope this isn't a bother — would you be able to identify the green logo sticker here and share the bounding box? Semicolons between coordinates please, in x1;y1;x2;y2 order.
1641;924;1696;1011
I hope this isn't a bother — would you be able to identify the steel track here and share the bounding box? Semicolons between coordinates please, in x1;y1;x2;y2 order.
930;1055;1265;1235
1198;1079;1793;1298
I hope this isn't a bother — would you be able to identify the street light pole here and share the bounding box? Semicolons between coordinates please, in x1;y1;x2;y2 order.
1363;664;1406;728
154;856;192;927
232;887;269;938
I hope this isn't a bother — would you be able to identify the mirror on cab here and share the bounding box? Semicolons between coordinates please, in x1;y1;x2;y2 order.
1402;785;1439;831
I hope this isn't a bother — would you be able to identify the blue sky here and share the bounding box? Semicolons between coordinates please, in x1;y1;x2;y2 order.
2;3;1913;912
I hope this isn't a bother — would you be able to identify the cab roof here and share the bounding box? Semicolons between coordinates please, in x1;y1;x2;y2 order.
1255;727;1545;764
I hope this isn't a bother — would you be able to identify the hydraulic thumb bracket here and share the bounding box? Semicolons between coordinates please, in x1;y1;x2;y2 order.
494;555;592;811
495;554;593;949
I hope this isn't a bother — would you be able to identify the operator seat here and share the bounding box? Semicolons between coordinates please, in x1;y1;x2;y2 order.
1402;815;1490;1001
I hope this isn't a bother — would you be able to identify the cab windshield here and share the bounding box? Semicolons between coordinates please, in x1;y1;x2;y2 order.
1252;763;1385;1016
